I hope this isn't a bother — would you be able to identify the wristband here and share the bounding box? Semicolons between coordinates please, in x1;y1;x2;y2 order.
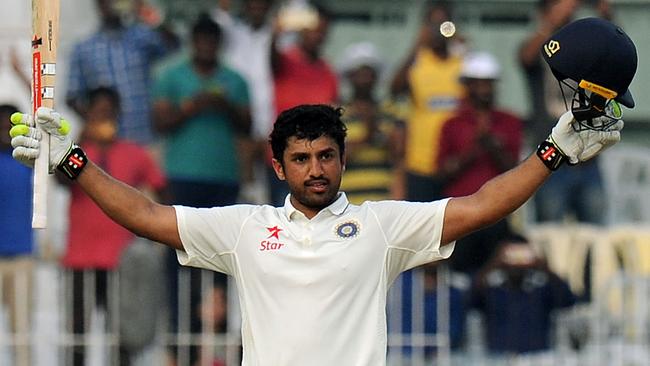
57;145;87;180
536;138;566;171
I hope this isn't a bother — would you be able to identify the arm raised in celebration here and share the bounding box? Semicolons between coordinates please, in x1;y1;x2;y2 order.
10;108;182;250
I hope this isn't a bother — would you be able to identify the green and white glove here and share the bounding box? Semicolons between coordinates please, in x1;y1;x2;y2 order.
10;107;85;179
537;110;623;170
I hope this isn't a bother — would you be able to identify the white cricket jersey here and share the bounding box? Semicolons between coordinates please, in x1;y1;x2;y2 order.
174;193;455;366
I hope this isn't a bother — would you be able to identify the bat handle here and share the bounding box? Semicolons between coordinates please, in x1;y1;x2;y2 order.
32;131;49;228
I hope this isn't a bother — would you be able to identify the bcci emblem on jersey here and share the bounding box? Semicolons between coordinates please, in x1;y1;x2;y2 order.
335;220;360;239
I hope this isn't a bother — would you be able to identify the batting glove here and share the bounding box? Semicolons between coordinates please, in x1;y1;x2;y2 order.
536;110;623;170
10;107;86;179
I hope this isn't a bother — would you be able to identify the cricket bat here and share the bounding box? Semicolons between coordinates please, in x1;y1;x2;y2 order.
31;0;60;228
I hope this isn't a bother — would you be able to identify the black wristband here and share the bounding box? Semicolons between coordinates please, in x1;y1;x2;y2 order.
57;145;87;180
536;139;566;171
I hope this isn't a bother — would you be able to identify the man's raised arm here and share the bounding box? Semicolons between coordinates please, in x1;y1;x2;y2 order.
10;108;182;250
441;110;623;245
442;154;550;245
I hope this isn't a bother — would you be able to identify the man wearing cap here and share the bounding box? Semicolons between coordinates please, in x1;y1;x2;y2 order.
437;51;523;274
338;42;406;204
267;4;339;206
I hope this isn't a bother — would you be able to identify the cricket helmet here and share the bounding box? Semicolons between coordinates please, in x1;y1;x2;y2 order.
541;17;637;129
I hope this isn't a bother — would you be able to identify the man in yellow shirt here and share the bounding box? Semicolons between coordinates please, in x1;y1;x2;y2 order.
390;2;464;201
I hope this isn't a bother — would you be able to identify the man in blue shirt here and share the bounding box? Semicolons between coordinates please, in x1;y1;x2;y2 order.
66;0;171;145
0;104;34;366
472;234;575;354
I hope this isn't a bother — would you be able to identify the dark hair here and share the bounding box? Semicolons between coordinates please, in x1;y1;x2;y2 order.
87;86;120;109
269;104;347;164
191;14;222;40
423;0;452;23
0;104;19;117
538;0;566;11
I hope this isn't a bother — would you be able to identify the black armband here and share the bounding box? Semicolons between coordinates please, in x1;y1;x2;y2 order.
57;145;87;180
536;138;567;171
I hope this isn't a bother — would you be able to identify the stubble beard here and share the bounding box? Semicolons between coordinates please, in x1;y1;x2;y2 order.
292;182;339;212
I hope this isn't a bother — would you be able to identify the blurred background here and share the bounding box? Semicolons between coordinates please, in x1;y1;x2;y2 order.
1;0;650;365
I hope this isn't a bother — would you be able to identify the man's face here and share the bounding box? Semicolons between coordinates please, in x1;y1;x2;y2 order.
96;0;126;25
192;33;219;65
244;0;272;28
272;135;344;218
426;6;452;50
84;96;119;143
465;78;496;109
349;65;377;95
300;18;329;56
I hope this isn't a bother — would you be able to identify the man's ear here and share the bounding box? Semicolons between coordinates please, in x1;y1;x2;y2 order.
271;158;286;180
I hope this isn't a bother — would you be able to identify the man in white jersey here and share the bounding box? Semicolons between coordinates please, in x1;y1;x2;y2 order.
9;20;636;361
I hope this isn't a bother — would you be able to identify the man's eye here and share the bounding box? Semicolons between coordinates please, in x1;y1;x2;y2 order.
294;156;307;163
320;152;333;160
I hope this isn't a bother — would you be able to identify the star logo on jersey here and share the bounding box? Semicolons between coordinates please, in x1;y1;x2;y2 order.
266;226;283;239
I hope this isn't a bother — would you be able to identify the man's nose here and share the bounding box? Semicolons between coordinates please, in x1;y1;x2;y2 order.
309;157;324;176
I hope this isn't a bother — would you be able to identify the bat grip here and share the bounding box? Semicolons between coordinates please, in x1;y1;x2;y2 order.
32;129;49;228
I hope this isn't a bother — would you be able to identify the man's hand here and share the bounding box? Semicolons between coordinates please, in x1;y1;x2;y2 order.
550;110;623;164
10;107;72;171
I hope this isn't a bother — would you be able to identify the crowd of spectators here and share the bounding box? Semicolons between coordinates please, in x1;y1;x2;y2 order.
0;0;624;364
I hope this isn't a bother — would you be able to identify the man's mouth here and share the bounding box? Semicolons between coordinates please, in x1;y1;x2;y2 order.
306;179;328;192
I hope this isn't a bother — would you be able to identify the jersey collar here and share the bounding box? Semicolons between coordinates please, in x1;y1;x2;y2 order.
283;192;350;221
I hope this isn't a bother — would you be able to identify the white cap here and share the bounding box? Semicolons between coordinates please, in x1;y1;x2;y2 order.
460;51;501;80
338;42;383;74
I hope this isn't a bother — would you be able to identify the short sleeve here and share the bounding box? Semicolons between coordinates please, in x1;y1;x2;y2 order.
369;199;455;278
174;204;257;275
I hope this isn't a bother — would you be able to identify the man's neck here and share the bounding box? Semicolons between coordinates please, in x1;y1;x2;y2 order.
300;46;320;62
101;18;124;31
351;92;375;103
193;59;218;75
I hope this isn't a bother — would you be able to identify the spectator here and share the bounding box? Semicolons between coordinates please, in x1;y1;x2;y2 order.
390;1;465;202
338;41;405;204
267;3;338;205
66;0;173;146
422;265;468;351
0;104;34;366
437;51;523;274
59;87;166;366
151;15;250;365
518;0;613;223
389;263;468;363
195;285;229;366
212;0;276;202
471;233;575;354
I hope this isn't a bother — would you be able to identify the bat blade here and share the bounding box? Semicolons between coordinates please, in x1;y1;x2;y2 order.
31;0;60;229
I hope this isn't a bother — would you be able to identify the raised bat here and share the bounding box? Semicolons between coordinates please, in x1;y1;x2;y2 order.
31;0;60;228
